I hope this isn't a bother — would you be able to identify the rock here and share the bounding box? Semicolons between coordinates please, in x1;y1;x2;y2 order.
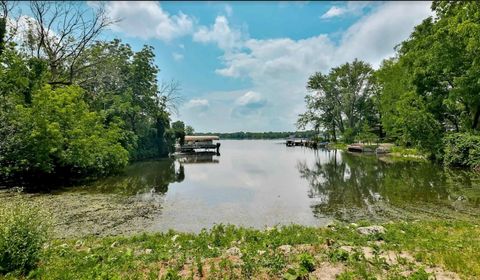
278;245;293;255
226;246;242;257
144;248;153;254
357;225;386;235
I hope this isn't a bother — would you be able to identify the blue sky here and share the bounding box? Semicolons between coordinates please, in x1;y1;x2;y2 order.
57;2;433;132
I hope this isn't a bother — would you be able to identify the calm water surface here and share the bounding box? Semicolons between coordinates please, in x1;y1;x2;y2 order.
70;140;480;233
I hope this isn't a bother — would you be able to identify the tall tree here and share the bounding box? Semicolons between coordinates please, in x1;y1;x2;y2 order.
399;1;480;131
298;59;378;143
18;1;114;85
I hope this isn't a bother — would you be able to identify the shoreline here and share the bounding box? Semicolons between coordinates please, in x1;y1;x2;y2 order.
3;220;478;279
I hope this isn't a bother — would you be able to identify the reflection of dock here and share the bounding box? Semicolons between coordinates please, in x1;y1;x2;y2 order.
174;153;220;164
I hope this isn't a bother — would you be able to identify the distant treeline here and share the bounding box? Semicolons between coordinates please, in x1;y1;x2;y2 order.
194;131;317;139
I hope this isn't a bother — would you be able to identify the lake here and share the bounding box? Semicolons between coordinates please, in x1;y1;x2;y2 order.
2;139;480;237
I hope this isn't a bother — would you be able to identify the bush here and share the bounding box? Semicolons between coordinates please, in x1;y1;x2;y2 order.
443;133;480;170
0;201;50;275
1;85;129;181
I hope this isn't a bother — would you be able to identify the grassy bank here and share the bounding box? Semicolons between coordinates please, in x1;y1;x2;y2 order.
3;220;479;279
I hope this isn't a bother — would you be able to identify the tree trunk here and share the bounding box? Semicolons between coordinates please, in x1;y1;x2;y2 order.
331;121;337;142
0;17;6;57
472;104;480;130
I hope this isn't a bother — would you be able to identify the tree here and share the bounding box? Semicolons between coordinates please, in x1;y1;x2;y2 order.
298;59;378;143
374;57;443;156
15;1;114;85
74;40;181;160
171;121;186;145
0;0;8;57
399;1;480;131
0;3;187;184
185;125;194;135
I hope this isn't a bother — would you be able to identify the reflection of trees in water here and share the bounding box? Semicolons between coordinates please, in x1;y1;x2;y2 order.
89;159;184;196
298;150;480;222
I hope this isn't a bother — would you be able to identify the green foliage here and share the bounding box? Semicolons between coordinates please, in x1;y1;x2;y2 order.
356;123;378;144
171;121;186;145
298;253;315;272
185;125;194;135
299;2;480;165
1;85;129;179
0;17;5;56
0;201;50;275
400;2;480;131
299;59;379;143
9;221;479;279
443;133;480;169
0;24;182;183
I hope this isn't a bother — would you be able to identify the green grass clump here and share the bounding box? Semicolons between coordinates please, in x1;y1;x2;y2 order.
0;201;50;276
328;142;348;150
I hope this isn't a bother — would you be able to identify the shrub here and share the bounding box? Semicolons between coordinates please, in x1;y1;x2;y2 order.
443;133;480;170
0;201;50;275
299;253;315;272
1;85;129;182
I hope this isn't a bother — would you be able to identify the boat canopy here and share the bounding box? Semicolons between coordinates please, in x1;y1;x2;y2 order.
184;135;219;141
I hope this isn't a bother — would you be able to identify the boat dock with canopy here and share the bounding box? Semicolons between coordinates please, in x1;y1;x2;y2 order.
177;135;221;153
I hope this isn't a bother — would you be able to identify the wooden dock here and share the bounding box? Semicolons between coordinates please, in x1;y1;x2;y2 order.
285;137;324;148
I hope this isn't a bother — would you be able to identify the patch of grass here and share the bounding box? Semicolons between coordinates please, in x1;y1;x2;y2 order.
328;142;348;150
389;146;427;160
0;201;51;277
3;220;479;279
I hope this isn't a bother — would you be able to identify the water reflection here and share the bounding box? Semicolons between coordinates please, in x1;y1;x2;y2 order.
55;140;480;234
176;153;220;164
298;150;480;222
80;159;185;196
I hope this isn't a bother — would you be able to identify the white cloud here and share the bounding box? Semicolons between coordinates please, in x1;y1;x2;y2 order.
336;1;432;67
185;99;210;111
193;16;244;52
320;1;372;19
185;1;432;132
321;6;346;19
235;91;266;107
216;2;431;80
172;52;184;61
98;1;193;41
232;91;267;118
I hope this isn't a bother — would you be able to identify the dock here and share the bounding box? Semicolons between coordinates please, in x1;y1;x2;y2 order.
177;135;220;154
285;136;324;148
